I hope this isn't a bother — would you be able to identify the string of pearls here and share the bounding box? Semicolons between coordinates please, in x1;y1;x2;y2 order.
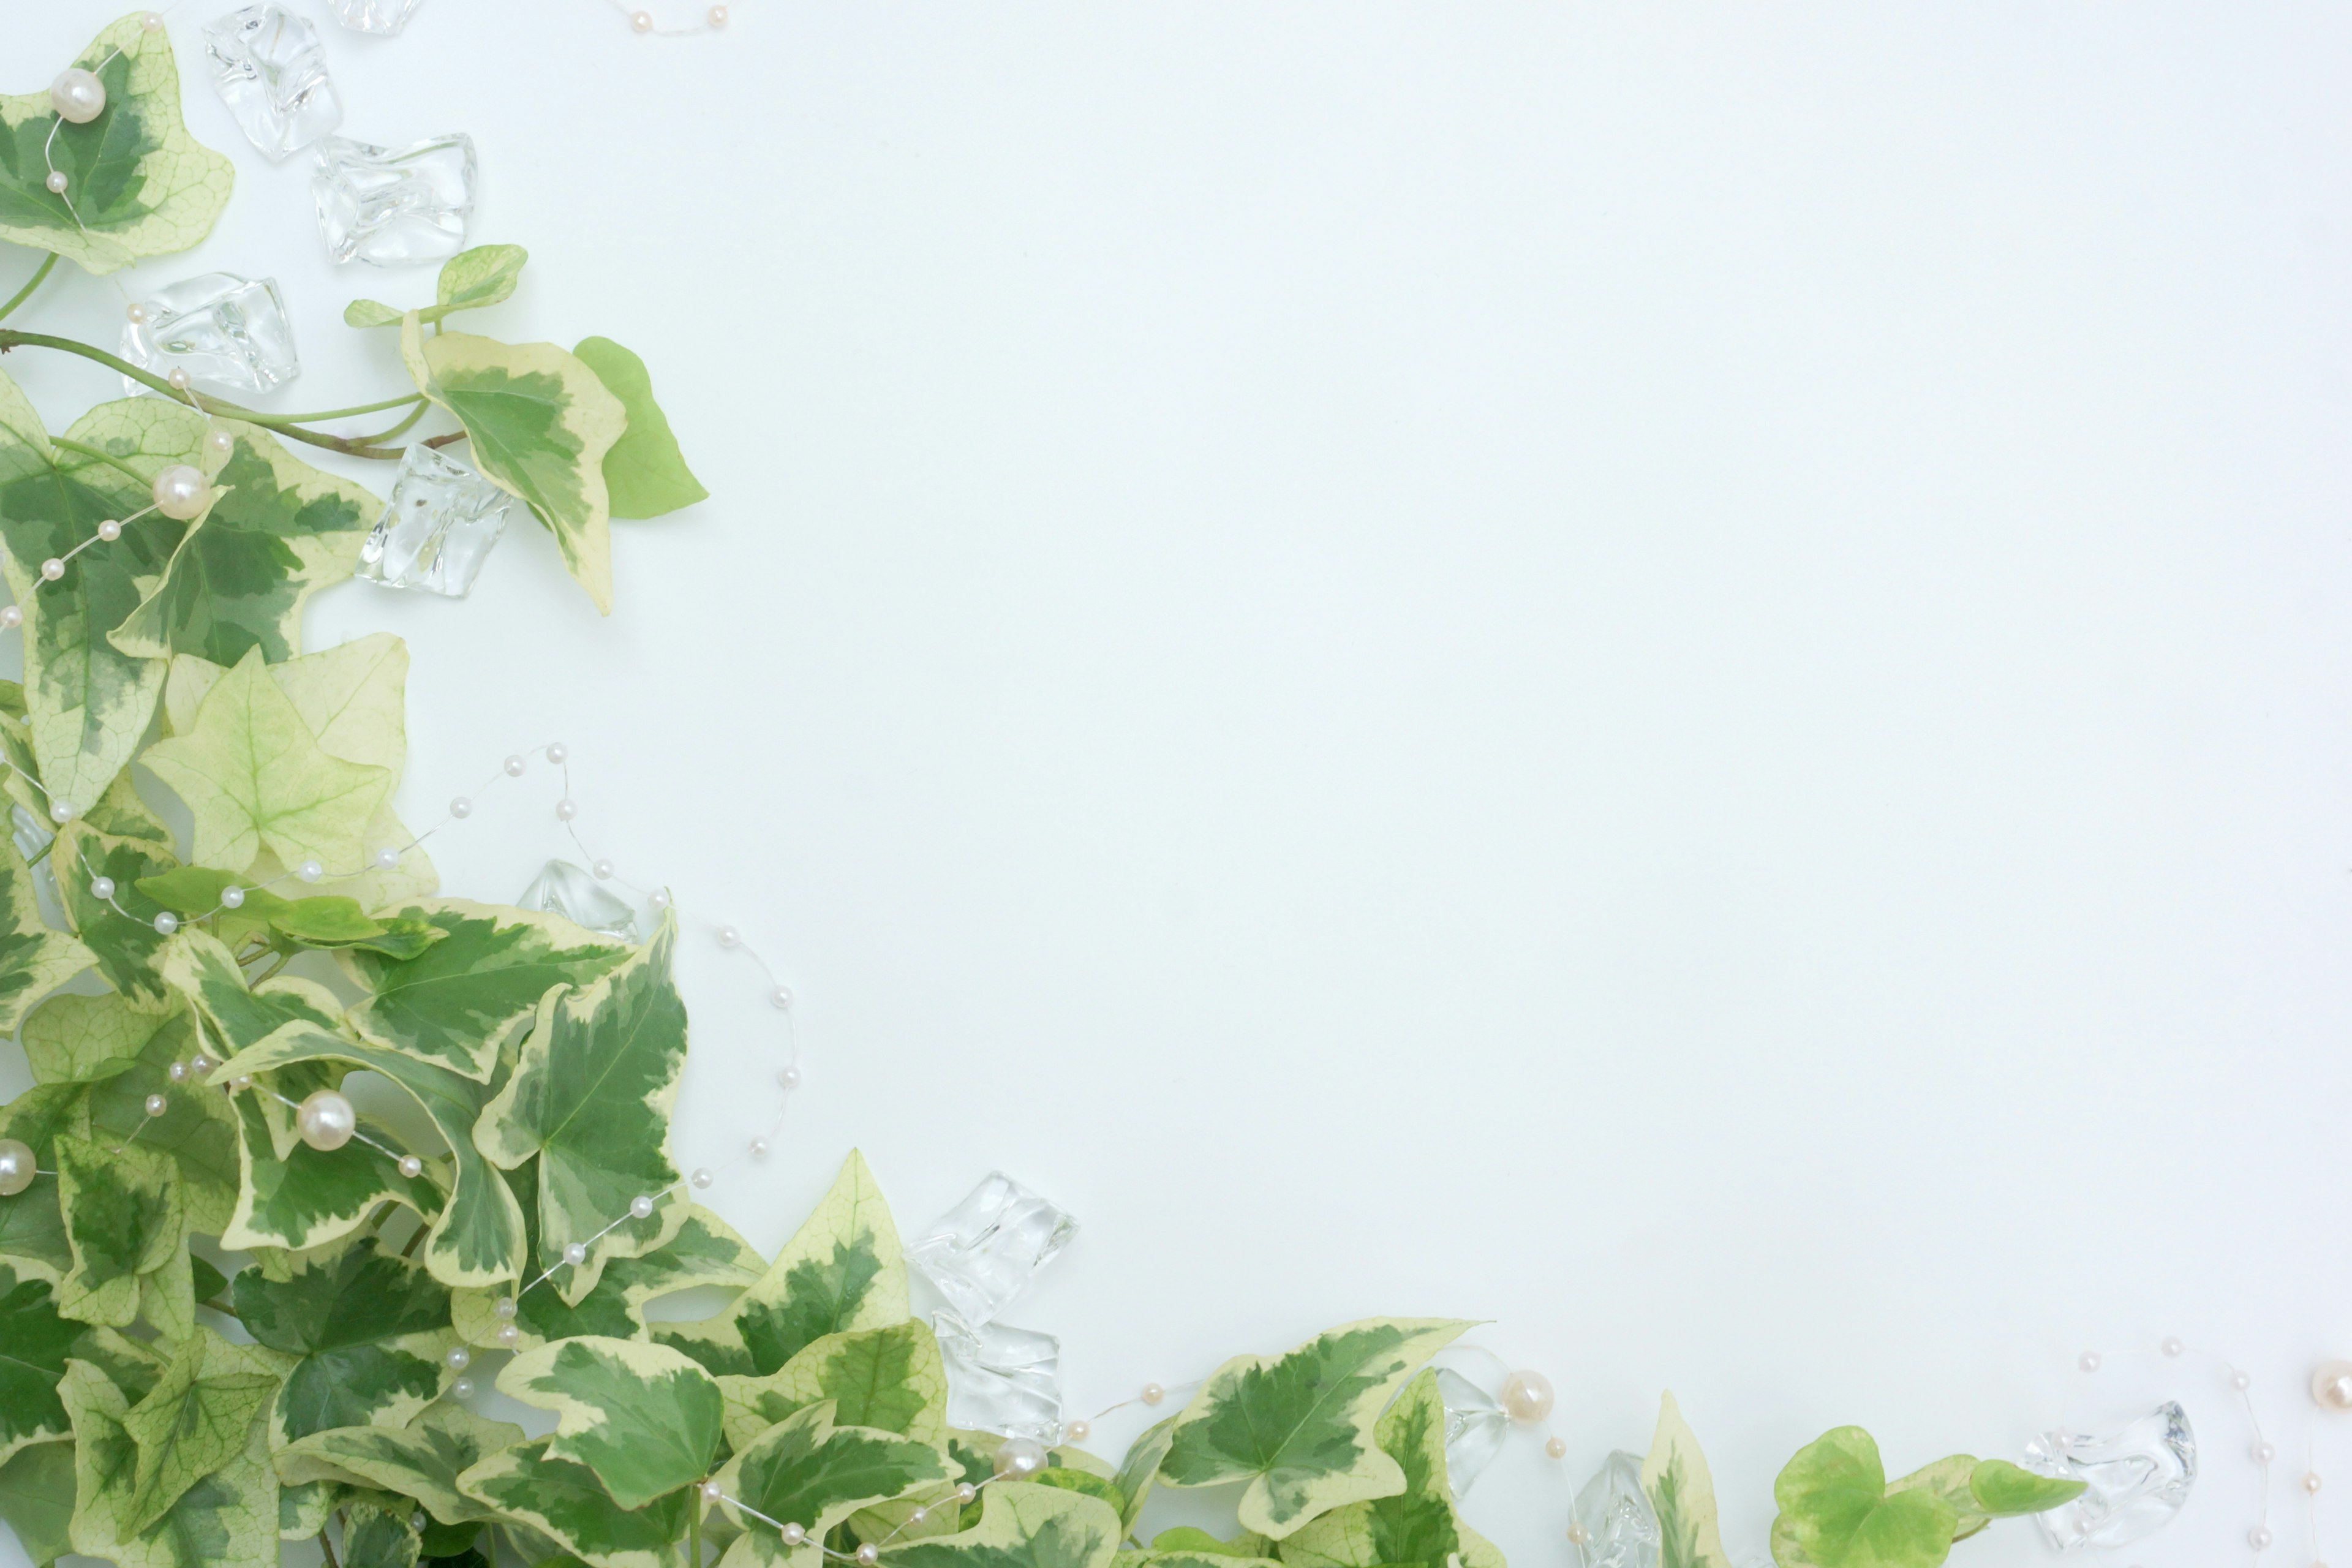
608;0;732;37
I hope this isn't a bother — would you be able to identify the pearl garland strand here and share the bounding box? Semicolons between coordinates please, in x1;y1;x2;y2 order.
608;0;733;38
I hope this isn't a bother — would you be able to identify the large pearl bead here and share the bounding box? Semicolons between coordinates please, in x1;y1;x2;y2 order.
151;464;209;520
296;1089;356;1152
0;1137;35;1196
2315;1362;2352;1412
995;1437;1047;1479
1501;1370;1555;1424
50;70;107;125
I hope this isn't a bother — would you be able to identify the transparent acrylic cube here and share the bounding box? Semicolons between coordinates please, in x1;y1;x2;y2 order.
1571;1450;1660;1568
1434;1368;1509;1498
356;445;513;597
934;1310;1062;1444
907;1172;1078;1327
2024;1403;2195;1551
517;860;640;941
202;4;342;160
120;273;300;397
313;134;477;266
328;0;426;35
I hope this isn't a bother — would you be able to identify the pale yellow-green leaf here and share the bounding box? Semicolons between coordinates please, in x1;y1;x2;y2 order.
1643;1392;1733;1568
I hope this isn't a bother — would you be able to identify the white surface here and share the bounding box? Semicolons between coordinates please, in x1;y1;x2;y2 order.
5;4;2351;1564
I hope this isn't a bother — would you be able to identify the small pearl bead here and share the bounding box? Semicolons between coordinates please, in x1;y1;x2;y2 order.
1501;1370;1555;1424
649;889;672;910
909;1507;927;1525
592;858;615;880
2078;1352;2101;1373
1545;1436;1568;1459
555;799;578;822
563;1243;587;1267
50;69;107;125
221;884;244;908
141;11;164;31
2161;1336;2184;1357
205;430;233;456
89;875;113;899
0;605;20;629
2252;1527;2274;1550
780;1524;807;1547
1065;1419;1091;1444
399;1155;423;1178
296;1089;356;1151
709;4;729;24
167;369;190;392
374;847;401;869
2315;1362;2352;1412
630;1195;655;1219
771;985;794;1010
700;1480;722;1503
144;1093;166;1117
995;1438;1047;1479
298;859;323;883
494;1296;517;1319
449;797;472;819
151;465;208;520
2235;1370;2254;1390
692;1167;714;1189
126;303;148;325
856;1548;879;1566
48;800;72;824
631;10;654;31
449;1376;474;1400
954;1483;976;1504
40;559;63;581
1566;1522;1589;1547
1141;1382;1165;1405
496;1323;519;1346
2307;1473;2324;1494
749;1137;770;1159
229;1075;252;1092
152;911;178;935
97;519;121;541
188;1053;212;1074
167;1060;187;1082
2255;1441;2277;1463
45;172;67;195
503;755;526;777
445;1347;471;1371
717;925;740;948
545;742;568;764
779;1065;803;1090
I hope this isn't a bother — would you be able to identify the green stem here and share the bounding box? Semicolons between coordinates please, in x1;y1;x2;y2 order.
0;255;58;326
50;435;151;487
399;1218;427;1259
249;950;292;984
688;1492;701;1567
263;392;423;423
318;1526;341;1568
347;399;430;448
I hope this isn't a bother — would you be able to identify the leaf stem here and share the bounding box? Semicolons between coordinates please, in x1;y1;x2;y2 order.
689;1494;701;1566
265;393;424;423
0;255;58;326
347;399;430;448
318;1527;341;1568
49;435;151;487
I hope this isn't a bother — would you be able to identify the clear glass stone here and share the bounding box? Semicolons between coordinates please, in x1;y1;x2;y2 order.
356;445;513;597
517;859;640;941
312;134;477;266
2024;1402;2195;1551
1435;1368;1509;1498
327;0;426;34
10;804;53;864
202;4;342;160
934;1310;1061;1443
907;1172;1079;1326
119;273;300;398
1572;1451;1660;1568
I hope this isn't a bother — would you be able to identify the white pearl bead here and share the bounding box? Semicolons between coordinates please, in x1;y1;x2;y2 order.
954;1483;976;1504
449;797;472;819
778;1065;802;1090
856;1546;879;1566
446;1346;471;1371
449;1376;474;1400
205;430;233;456
1502;1370;1555;1424
2234;1370;2253;1390
2251;1527;2273;1550
717;926;740;948
2306;1472;2324;1494
649;889;671;910
50;69;107;124
563;1242;587;1267
89;875;113;899
631;10;654;31
503;755;526;777
692;1167;714;1189
151;464;209;520
2078;1352;2101;1373
554;799;578;822
141;11;165;31
592;858;615;880
229;1076;252;1092
296;1089;356;1151
2160;1336;2184;1357
39;559;62;581
188;1052;212;1074
152;911;177;935
630;1195;655;1219
48;800;72;824
496;1323;519;1346
709;3;728;24
995;1437;1047;1478
97;518;121;541
494;1296;518;1318
298;859;323;883
1565;1522;1589;1547
167;369;190;391
221;885;244;908
1064;1419;1091;1444
0;605;20;630
0;1137;34;1197
771;985;794;1010
780;1524;807;1547
909;1507;927;1525
1545;1436;1568;1459
1141;1382;1165;1405
749;1137;770;1159
399;1155;423;1178
374;847;401;869
45;172;67;195
2255;1441;2276;1463
545;742;568;764
700;1480;722;1503
126;303;148;325
168;1060;187;1082
2315;1362;2352;1412
143;1093;166;1117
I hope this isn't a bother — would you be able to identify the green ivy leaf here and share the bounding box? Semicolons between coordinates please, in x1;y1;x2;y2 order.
277;1477;344;1540
1110;1418;1177;1536
231;1235;460;1447
573;338;705;520
109;421;374;668
497;1336;723;1511
137;868;445;957
0;1263;80;1463
51;821;181;1008
1965;1460;2079;1518
59;1355;280;1568
110;1329;282;1537
141;645;392;876
458;1436;692;1568
1643;1393;1733;1568
0;846;88;1032
0;15;235;272
216;1082;441;1259
21;991;173;1085
344;1494;426;1568
347;245;527;330
1770;1428;1958;1568
1273;1370;1501;1568
1159;1319;1471;1540
50;998;239;1236
873;1481;1124;1568
401;316;628;613
657;1150;907;1378
0;1086;82;1281
0;376;193;815
1147;1529;1276;1559
0;1438;76;1566
276;1403;522;1526
53;1132;182;1331
717;1321;948;1453
341;899;629;1082
707;1400;949;1568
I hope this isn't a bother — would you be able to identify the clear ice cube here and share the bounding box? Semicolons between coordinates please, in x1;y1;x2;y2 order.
2024;1402;2195;1551
935;1310;1061;1443
1435;1368;1509;1498
328;0;426;34
202;5;342;161
1572;1451;1660;1568
313;134;477;266
119;273;300;398
356;445;513;597
907;1172;1078;1326
517;859;640;941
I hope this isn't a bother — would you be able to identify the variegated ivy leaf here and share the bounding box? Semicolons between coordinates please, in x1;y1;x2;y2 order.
0;1438;75;1567
341;898;628;1082
110;1328;284;1537
658;1149;908;1378
0;845;88;1031
141;645;392;876
497;1335;723;1510
0;1085;81;1281
59;1357;280;1568
459;1436;693;1568
400;314;628;612
278;1477;345;1540
276;1403;522;1525
53;1133;183;1331
1272;1370;1501;1568
573;337;706;520
217;1080;442;1257
53;821;181;1008
347;244;529;329
343;1494;425;1568
0;377;193;816
0;15;234;273
875;1481;1124;1568
1769;1428;1958;1568
1159;1318;1472;1540
1120;1550;1281;1568
1111;1417;1177;1536
230;1235;460;1447
22;990;170;1085
718;1320;948;1453
475;916;690;1302
0;1262;80;1463
1643;1392;1732;1568
42;997;241;1237
138;867;443;959
708;1400;951;1568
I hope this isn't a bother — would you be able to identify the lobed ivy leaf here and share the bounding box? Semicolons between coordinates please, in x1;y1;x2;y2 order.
1159;1319;1472;1539
276;1403;522;1525
277;1477;345;1540
0;15;235;272
215;1076;442;1258
110;1329;283;1538
59;1356;280;1568
709;1400;951;1568
0;843;89;1032
498;1335;723;1511
875;1482;1124;1568
658;1150;908;1378
458;1435;693;1568
1770;1428;1959;1568
45;997;240;1236
401;315;628;613
0;1439;75;1566
52;821;181;1008
109;421;374;669
1643;1393;1733;1568
52;1133;182;1332
341;898;628;1082
344;1494;426;1568
472;914;692;1303
1111;1418;1178;1536
0;1085;82;1281
1273;1370;1501;1568
573;337;705;520
717;1320;948;1454
0;1262;80;1463
232;1235;460;1447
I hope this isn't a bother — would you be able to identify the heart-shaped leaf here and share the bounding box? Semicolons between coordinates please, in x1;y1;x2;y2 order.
573;337;704;520
497;1335;723;1511
232;1235;460;1446
1273;1369;1501;1568
1771;1428;1959;1568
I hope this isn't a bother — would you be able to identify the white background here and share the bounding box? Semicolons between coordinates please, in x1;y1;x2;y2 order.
5;4;2351;1566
